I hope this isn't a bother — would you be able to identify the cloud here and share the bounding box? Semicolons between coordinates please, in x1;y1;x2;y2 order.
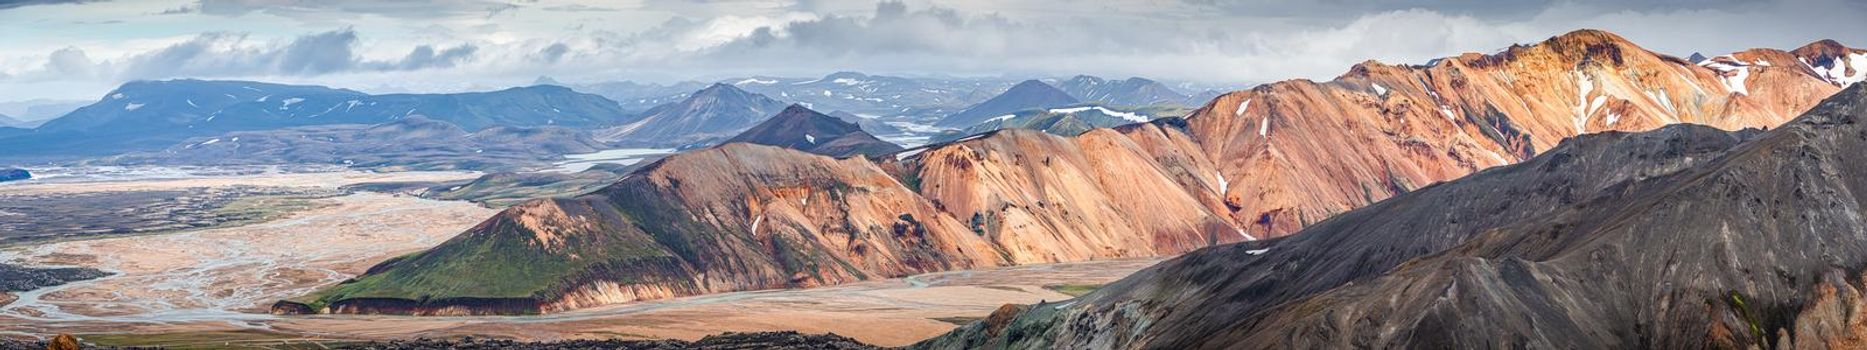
7;29;478;83
4;0;1867;101
194;0;515;19
0;0;95;10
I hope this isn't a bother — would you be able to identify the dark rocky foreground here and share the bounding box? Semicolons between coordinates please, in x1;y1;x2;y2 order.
337;332;879;350
0;263;108;293
0;332;878;350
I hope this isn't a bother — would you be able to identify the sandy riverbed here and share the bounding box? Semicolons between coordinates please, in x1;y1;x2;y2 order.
0;170;1156;347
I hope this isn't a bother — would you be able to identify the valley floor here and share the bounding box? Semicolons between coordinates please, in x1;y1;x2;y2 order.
0;169;1154;348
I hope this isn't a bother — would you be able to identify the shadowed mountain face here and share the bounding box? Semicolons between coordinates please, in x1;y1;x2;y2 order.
1057;76;1195;108
936;80;1081;128
284;30;1866;317
722;105;904;158
0;80;635;160
915;83;1867;349
598;83;791;147
97;116;607;171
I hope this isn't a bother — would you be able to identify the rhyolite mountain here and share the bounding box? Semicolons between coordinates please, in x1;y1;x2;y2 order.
722;105;904;157
283;30;1865;316
98;116;607;171
913;76;1867;350
0;80;637;159
935;80;1082;128
1056;75;1196;108
597;83;790;147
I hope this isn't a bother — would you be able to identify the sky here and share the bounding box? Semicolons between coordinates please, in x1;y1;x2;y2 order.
2;0;1866;102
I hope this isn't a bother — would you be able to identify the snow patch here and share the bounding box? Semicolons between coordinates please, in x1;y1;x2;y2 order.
805;134;817;144
1573;70;1596;133
110;93;124;100
734;78;777;85
1235;99;1251;117
186;99;199;108
1046;106;1150;123
1812;53;1867;87
1258;116;1270;137
1214;171;1230;192
1246;248;1269;255
1371;83;1387;96
124;103;144;111
1698;56;1752;95
280;97;304;109
199;138;221;146
894;148;927;161
988;114;1017;123
831;78;865;86
1438;105;1457;122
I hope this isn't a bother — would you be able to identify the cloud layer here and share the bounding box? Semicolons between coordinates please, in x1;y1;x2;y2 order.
2;0;1866;100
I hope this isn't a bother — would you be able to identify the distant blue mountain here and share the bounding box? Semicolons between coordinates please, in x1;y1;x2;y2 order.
0;79;638;159
935;80;1080;127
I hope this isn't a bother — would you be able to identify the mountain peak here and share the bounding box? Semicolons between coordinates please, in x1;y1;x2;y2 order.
1792;39;1856;59
722;104;901;157
1543;28;1634;47
938;80;1080;127
1009;79;1055;90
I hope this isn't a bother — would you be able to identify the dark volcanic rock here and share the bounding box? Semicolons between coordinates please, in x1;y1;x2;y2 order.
0;263;109;293
722;105;904;157
337;331;878;350
914;82;1867;349
0;168;26;182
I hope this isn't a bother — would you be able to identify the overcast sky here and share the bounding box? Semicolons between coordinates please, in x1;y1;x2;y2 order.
2;0;1865;102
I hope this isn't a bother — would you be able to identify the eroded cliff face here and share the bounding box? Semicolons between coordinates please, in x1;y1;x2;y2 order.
1189;29;1852;237
288;30;1867;316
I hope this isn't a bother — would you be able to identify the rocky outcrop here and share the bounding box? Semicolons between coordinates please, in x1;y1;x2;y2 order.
289;29;1867;316
913;82;1867;349
0;167;27;182
0;262;110;292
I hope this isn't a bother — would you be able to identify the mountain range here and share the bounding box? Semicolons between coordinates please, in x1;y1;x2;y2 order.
930;105;1158;143
276;29;1866;317
935;80;1082;128
1054;75;1201;108
0;80;637;160
96;116;607;171
721;105;904;158
914;75;1867;350
595;83;790;148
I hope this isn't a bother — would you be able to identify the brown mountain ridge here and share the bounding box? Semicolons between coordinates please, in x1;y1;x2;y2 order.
279;29;1864;316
